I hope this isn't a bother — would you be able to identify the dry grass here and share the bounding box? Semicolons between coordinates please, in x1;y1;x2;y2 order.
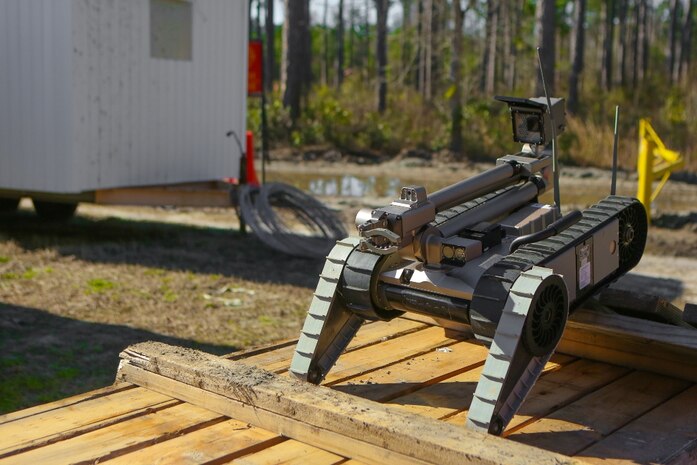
0;209;322;413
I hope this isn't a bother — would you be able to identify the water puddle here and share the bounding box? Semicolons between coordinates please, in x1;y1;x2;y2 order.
268;172;453;199
268;171;695;213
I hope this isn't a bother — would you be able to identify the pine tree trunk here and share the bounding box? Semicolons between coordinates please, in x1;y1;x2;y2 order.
364;0;371;69
422;0;433;100
601;0;615;91
640;0;649;82
264;0;275;92
450;0;464;155
679;0;694;82
322;0;329;86
414;0;424;89
375;0;389;112
349;1;356;68
400;0;413;86
480;0;496;93
669;0;681;83
335;0;345;87
483;0;499;95
568;0;586;114
535;0;556;95
282;0;310;121
617;0;628;87
502;0;513;90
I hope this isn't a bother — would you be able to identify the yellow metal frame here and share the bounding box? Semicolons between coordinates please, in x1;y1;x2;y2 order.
636;119;684;223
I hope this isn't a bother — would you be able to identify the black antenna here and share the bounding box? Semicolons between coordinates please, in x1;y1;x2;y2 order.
536;47;561;212
611;106;620;196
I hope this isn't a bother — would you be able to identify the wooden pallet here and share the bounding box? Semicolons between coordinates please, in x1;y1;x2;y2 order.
1;311;697;465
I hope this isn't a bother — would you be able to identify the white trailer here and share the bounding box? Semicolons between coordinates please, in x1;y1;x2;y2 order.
0;0;249;219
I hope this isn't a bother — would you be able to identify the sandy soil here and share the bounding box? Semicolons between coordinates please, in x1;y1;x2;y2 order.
1;156;696;413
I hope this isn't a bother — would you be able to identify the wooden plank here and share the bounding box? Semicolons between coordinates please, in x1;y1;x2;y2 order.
0;403;223;465
507;371;689;457
221;344;566;465
598;288;690;327
211;339;483;465
225;339;299;361
0;388;178;457
683;303;697;327
231;441;346;465
391;354;573;421
119;365;430;465
578;384;697;465
117;342;588;465
559;309;697;382
100;419;284;465
323;326;458;384
94;182;235;207
570;309;697;349
0;319;431;457
240;319;429;374
0;383;133;425
446;359;630;431
333;339;488;402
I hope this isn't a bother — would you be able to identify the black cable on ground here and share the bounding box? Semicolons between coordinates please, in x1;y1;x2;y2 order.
238;182;348;259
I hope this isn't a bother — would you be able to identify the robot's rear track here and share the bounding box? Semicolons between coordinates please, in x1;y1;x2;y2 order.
469;195;647;342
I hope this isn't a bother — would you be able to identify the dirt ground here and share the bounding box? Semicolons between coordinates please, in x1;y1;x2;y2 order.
1;156;696;413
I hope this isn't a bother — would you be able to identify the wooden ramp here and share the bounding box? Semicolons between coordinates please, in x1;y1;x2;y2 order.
1;311;697;465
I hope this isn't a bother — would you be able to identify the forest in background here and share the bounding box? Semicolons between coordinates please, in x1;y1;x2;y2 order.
247;0;697;171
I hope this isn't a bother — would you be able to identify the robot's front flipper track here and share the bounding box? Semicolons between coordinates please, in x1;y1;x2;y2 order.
290;238;365;384
466;266;569;435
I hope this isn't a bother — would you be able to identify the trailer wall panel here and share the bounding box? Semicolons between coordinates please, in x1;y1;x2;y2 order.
0;0;246;194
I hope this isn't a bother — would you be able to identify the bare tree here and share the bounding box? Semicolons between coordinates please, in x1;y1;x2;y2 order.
535;0;556;95
335;0;345;87
282;0;311;121
375;0;390;112
450;0;464;155
617;0;629;87
669;0;681;83
568;0;586;114
636;0;649;85
678;0;694;82
420;0;433;100
601;0;615;91
322;0;330;86
400;0;414;86
264;0;275;93
481;0;499;94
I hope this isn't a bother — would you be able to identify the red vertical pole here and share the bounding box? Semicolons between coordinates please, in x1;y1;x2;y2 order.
245;131;261;186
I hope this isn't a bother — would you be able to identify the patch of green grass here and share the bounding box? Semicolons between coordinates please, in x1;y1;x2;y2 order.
44;266;54;274
0;355;26;369
86;278;116;294
22;268;38;280
257;315;277;326
144;268;166;276
1;272;18;280
163;289;178;303
0;256;10;264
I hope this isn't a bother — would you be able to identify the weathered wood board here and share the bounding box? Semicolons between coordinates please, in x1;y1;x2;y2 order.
0;314;695;465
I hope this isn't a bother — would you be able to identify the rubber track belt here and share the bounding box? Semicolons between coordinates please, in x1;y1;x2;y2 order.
469;195;646;344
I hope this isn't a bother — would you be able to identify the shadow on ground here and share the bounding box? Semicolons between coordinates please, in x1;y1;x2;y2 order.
0;302;237;415
612;272;684;302
653;212;697;230
0;210;323;288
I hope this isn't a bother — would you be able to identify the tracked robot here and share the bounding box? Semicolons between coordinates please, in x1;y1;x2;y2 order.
289;94;647;435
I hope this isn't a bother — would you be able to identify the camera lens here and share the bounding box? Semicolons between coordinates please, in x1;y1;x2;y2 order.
526;115;541;132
